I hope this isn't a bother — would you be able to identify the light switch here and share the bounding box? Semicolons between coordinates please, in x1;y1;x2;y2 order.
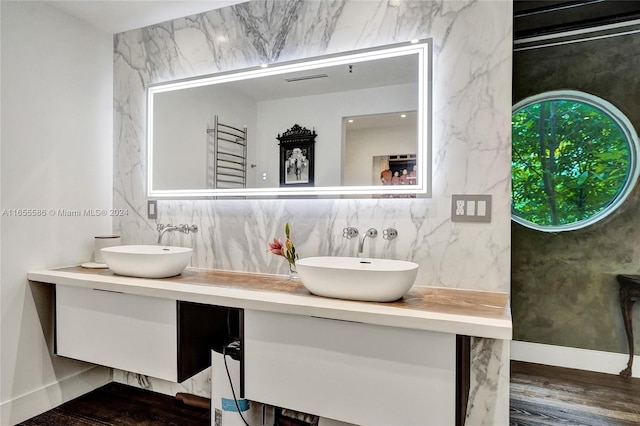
477;200;487;216
147;200;157;219
466;200;476;216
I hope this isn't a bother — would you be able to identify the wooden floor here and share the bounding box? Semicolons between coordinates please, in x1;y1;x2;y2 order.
510;361;640;425
18;362;640;425
19;382;210;426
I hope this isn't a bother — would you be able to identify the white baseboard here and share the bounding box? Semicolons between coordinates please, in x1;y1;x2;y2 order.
511;341;640;378
0;366;111;426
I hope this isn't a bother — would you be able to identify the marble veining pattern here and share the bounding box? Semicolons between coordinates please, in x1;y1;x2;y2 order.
112;1;512;424
466;338;510;425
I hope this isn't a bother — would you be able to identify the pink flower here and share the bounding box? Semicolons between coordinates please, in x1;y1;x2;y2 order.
267;223;298;265
267;238;283;256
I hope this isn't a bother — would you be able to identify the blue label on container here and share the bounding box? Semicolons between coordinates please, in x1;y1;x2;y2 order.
221;397;250;412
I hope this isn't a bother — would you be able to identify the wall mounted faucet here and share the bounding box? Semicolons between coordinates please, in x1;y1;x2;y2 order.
358;228;378;256
157;223;198;245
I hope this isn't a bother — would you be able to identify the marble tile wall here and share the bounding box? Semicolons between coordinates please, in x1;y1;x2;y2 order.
113;1;512;424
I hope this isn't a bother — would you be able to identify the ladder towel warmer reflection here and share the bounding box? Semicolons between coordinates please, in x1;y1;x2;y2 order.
206;115;247;189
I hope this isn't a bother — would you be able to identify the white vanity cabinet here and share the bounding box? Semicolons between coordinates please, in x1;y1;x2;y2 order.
243;310;458;426
28;267;511;426
55;284;238;383
56;285;179;381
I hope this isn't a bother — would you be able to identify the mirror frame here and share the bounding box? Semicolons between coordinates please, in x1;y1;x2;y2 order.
146;39;432;199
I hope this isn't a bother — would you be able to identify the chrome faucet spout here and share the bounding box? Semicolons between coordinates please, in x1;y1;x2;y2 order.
157;225;177;244
358;228;378;256
157;223;199;245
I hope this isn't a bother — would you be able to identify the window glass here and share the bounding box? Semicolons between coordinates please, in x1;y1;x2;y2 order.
512;91;639;231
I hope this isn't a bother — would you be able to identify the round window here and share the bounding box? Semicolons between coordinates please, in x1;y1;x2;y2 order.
512;90;640;231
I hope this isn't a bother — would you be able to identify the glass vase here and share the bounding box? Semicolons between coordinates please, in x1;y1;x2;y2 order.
288;262;300;280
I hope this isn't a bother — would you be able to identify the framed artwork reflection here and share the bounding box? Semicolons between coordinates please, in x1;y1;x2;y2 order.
277;124;316;187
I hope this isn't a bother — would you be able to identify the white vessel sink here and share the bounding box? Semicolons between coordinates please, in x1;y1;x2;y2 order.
101;245;193;278
296;256;419;302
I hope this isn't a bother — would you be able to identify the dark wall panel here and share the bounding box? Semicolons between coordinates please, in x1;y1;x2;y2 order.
512;32;640;356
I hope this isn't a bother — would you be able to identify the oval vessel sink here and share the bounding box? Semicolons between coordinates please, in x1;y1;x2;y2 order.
101;245;192;278
296;256;419;302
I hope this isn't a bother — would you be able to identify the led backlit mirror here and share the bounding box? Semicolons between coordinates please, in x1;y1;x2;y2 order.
147;40;431;198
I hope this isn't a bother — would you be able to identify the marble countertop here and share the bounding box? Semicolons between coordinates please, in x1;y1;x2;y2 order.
27;266;512;340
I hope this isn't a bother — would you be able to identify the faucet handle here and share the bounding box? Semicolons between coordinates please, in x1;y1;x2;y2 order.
176;224;198;234
343;227;359;239
383;228;398;240
157;223;171;231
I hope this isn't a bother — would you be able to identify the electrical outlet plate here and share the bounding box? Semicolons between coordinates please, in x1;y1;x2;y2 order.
451;194;491;223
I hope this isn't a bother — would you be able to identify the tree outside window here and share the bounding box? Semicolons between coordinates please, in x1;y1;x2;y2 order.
512;91;639;231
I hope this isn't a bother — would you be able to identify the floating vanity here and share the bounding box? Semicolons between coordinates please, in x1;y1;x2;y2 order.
28;267;511;426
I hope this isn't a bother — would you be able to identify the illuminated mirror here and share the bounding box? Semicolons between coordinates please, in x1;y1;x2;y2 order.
147;40;431;198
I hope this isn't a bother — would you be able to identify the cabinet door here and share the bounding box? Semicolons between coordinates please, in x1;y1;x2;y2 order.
244;310;456;426
56;285;178;381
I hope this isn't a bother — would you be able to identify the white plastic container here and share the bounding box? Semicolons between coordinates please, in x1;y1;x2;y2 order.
212;344;255;426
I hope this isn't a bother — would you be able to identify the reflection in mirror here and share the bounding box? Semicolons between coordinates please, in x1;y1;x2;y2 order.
343;111;417;187
277;124;317;187
146;40;430;198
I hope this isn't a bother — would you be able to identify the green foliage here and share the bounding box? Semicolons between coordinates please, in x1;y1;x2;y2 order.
512;99;631;227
